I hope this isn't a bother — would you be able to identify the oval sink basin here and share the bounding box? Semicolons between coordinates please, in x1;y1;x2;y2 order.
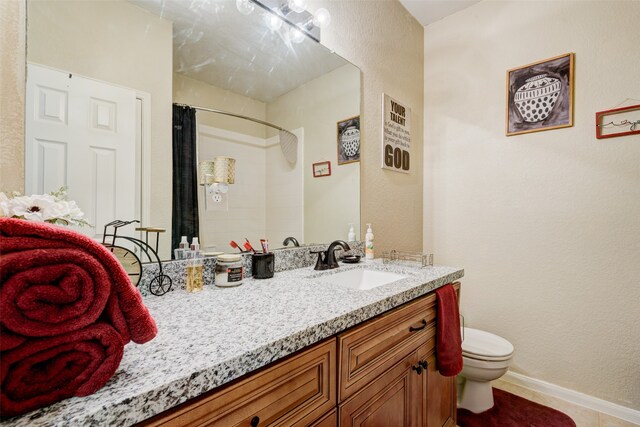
320;268;407;290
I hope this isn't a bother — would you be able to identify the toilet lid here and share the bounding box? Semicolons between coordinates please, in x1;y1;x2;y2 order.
461;327;514;359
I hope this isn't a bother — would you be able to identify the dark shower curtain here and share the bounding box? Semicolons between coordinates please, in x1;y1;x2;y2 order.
172;104;199;257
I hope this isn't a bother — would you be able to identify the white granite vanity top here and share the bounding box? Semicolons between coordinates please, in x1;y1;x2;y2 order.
3;260;463;426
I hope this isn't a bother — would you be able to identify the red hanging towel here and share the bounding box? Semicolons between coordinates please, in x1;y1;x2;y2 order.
435;283;463;376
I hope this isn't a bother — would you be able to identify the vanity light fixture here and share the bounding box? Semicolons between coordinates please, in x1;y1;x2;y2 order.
288;0;307;14
241;0;330;43
236;0;255;15
312;8;331;28
264;12;283;31
289;27;306;44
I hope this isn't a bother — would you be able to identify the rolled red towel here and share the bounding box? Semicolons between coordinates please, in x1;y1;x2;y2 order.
0;323;125;418
435;283;463;376
0;218;157;344
0;249;111;337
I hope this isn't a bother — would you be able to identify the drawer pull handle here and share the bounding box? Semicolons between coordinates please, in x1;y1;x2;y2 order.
409;319;427;332
412;364;423;375
250;416;260;427
419;361;428;370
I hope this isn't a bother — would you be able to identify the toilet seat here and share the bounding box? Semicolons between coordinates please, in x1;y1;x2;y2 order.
462;327;513;360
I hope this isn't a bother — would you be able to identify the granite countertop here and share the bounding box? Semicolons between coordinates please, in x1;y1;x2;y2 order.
3;260;463;426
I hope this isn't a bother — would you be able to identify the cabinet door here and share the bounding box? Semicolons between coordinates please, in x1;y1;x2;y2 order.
338;293;437;402
419;348;456;427
339;349;422;427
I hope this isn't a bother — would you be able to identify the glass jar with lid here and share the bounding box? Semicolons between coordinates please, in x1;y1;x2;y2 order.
215;254;244;287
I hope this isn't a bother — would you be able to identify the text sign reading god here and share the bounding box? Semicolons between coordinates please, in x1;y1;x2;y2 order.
382;93;411;173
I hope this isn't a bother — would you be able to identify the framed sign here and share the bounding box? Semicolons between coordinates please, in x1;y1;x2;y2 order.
506;53;574;136
595;104;640;139
382;93;411;173
312;161;331;178
337;116;360;165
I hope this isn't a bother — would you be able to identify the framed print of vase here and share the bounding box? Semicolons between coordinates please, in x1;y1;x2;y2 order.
337;116;360;165
506;53;574;136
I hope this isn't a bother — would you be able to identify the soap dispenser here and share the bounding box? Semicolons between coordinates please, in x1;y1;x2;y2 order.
365;223;374;260
348;223;356;242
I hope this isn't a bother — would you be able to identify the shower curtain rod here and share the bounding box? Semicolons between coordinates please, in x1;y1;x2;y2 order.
174;103;289;133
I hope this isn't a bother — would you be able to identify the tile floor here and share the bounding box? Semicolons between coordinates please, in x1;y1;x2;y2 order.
471;378;640;427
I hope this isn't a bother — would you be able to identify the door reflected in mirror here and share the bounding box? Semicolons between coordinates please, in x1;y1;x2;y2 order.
25;0;360;259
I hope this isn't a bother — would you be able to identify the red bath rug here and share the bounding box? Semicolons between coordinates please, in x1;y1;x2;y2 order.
457;387;576;427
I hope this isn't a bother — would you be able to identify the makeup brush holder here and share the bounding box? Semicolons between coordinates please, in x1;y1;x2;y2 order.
252;252;275;279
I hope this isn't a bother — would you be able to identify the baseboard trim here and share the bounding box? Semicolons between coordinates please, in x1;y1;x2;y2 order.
502;371;640;425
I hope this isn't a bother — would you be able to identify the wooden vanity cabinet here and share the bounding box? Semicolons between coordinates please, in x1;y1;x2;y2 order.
140;282;459;427
140;339;336;427
338;282;459;427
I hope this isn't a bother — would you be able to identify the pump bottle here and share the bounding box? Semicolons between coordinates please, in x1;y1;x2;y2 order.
365;224;374;260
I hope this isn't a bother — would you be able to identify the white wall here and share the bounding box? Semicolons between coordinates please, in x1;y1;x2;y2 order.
267;64;360;244
424;0;640;410
197;125;267;252
173;73;267;139
265;130;304;248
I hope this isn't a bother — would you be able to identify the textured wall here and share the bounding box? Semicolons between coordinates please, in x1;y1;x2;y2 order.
311;0;424;253
424;0;640;409
0;0;25;194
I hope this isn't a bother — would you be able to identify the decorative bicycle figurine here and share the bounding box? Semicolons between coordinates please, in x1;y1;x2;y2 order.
102;220;172;296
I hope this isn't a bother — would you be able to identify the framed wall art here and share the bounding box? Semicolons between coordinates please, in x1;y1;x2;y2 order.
595;104;640;139
337;116;360;165
506;53;574;136
312;161;331;178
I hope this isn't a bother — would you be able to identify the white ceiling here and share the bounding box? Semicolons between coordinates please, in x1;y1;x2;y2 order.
130;0;348;103
398;0;481;26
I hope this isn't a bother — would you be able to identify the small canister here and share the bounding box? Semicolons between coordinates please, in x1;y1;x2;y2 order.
215;254;244;287
252;252;275;279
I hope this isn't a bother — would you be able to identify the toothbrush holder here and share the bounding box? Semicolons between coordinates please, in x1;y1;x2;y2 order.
252;252;275;279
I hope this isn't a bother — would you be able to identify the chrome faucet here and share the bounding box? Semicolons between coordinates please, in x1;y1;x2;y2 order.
282;236;300;247
313;240;351;270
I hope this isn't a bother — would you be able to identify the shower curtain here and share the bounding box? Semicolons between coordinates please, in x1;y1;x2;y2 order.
171;104;199;257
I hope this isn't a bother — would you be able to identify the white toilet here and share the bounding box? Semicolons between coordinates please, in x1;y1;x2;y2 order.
457;327;514;413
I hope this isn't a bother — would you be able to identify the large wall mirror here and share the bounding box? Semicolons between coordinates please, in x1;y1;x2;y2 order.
25;0;361;260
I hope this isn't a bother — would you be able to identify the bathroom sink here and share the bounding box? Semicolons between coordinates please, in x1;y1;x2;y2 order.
320;268;407;290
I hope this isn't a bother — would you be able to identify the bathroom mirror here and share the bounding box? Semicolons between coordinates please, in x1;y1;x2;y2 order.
24;0;360;259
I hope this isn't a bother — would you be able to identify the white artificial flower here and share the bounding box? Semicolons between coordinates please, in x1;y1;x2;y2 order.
0;188;90;227
9;194;57;222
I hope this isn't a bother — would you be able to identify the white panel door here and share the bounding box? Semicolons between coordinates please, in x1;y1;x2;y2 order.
26;64;136;240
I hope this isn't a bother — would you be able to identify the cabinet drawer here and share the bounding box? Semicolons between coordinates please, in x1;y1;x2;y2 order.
142;339;336;427
338;293;437;401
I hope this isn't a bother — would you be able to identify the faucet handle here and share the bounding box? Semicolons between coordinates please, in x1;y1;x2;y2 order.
310;250;328;270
